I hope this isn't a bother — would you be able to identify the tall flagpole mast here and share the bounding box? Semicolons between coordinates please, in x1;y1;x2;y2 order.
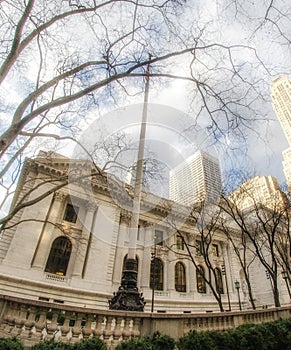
128;55;150;259
109;55;151;311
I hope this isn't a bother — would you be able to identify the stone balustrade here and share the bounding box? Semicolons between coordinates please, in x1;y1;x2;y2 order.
0;295;290;349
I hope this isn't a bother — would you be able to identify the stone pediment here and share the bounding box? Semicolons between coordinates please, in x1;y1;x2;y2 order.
34;151;104;179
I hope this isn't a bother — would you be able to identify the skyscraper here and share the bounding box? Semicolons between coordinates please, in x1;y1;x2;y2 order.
282;148;291;191
271;76;291;190
169;151;222;206
271;76;291;145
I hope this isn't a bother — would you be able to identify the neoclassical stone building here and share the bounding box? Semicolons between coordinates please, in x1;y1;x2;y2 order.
0;151;289;317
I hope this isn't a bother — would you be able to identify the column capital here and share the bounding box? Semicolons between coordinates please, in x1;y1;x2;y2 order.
143;221;154;228
120;209;131;224
54;191;66;202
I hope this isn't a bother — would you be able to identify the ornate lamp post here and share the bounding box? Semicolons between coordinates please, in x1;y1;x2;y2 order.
222;263;231;311
235;281;242;311
282;270;291;299
109;57;151;311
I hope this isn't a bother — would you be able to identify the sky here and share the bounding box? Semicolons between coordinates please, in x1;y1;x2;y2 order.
148;77;290;186
60;0;291;196
70;78;290;202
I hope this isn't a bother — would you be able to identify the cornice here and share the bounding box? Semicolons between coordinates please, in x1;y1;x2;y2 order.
29;155;204;224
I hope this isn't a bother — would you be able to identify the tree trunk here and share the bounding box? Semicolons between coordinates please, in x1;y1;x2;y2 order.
246;278;256;309
273;285;281;307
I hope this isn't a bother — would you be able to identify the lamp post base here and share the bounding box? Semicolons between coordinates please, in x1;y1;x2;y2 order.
108;287;145;311
108;258;146;312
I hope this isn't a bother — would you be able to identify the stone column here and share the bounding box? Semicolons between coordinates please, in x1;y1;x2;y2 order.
31;191;66;269
168;245;176;291
2;183;54;269
49;191;66;223
112;212;130;286
140;224;153;289
221;242;233;292
72;201;96;277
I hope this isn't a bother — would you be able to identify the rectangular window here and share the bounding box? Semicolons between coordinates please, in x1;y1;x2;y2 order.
155;230;163;246
176;236;184;250
195;240;202;256
63;203;79;223
137;225;141;241
212;244;219;257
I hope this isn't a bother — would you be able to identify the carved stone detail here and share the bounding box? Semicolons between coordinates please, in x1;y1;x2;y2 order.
54;191;66;202
120;209;131;224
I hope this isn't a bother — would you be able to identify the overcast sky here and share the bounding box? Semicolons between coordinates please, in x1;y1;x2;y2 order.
149;77;289;186
62;0;291;199
1;0;290;214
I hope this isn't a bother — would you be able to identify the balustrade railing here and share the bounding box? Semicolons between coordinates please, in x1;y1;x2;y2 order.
0;295;290;349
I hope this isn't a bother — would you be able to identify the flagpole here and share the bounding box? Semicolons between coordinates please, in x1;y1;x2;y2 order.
109;55;151;311
128;55;150;259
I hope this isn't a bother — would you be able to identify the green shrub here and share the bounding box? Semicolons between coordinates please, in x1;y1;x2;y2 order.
261;318;291;350
206;330;236;350
115;337;149;350
151;332;175;350
0;337;23;350
177;318;291;350
31;340;71;350
31;337;107;350
72;337;107;350
115;331;175;350
231;323;266;350
177;330;217;350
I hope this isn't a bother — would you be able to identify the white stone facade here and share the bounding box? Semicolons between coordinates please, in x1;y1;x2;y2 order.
229;176;288;211
0;152;288;315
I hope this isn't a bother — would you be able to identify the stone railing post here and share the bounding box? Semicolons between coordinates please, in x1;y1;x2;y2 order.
46;312;58;340
71;312;85;342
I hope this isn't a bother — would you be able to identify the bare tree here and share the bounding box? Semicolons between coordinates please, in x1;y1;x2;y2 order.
165;202;229;312
219;198;258;310
220;179;290;307
221;0;291;47
0;0;288;230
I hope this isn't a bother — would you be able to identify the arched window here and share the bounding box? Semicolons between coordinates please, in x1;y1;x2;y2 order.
214;268;224;294
196;265;206;293
175;262;186;292
45;237;72;276
150;258;163;291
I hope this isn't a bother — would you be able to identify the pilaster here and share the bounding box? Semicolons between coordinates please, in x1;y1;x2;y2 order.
72;201;96;277
2;182;54;270
140;224;153;289
31;191;66;269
